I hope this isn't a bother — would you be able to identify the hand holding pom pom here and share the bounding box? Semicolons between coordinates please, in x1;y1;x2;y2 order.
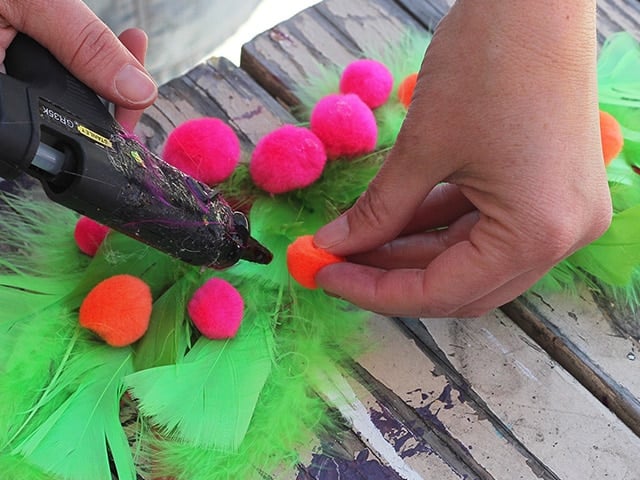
162;117;241;185
340;59;393;109
188;278;244;339
310;93;377;159
286;235;345;289
250;125;327;194
74;216;110;256
79;274;152;347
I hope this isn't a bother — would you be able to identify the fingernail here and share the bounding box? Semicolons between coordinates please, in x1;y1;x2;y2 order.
115;64;157;105
315;215;349;249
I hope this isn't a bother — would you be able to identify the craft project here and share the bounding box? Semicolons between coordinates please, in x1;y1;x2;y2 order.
0;31;638;480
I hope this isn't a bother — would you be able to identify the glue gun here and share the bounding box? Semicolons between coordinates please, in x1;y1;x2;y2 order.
0;33;272;269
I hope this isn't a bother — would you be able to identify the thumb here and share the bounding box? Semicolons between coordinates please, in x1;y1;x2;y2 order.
314;137;445;256
15;0;157;108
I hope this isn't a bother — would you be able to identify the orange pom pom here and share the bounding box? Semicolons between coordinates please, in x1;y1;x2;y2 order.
286;235;344;289
79;274;152;347
600;110;624;166
398;72;418;109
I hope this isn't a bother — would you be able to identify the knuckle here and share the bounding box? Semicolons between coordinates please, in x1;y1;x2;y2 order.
585;195;613;242
351;184;393;230
533;216;579;263
533;193;613;263
67;20;121;72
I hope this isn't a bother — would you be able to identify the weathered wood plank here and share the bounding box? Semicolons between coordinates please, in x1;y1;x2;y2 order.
340;369;468;479
411;312;640;480
308;366;467;479
502;292;640;437
240;7;361;107
596;0;640;44
359;316;562;480
136;57;294;156
393;0;453;30
186;57;293;146
241;0;425;108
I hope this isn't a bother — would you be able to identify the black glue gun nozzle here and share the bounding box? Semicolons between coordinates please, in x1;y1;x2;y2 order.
241;236;273;265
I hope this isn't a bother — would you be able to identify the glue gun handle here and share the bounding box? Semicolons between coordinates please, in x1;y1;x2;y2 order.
4;33;115;132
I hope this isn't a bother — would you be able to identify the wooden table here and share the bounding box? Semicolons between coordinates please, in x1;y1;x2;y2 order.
134;1;640;479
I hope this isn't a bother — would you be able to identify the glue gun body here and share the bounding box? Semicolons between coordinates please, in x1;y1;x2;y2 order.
0;33;271;268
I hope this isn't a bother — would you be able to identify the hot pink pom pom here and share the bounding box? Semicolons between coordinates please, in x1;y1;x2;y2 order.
188;278;244;339
250;125;327;193
310;93;377;159
162;117;241;186
74;216;110;256
340;59;393;108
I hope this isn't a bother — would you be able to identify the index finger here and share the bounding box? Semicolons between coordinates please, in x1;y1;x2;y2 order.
315;217;541;317
4;0;156;108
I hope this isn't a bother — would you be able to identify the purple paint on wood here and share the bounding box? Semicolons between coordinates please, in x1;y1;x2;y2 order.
232;105;265;121
298;449;404;480
369;407;434;458
410;383;467;432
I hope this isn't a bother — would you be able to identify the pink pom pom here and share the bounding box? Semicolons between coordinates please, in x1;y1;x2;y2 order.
188;278;244;339
250;125;327;193
162;117;241;186
340;59;393;108
74;216;110;256
310;93;377;160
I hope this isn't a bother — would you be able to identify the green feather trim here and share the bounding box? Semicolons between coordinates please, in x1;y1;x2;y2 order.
13;346;135;480
295;31;431;150
127;313;273;451
568;205;640;286
597;32;640;170
539;33;640;307
0;454;57;480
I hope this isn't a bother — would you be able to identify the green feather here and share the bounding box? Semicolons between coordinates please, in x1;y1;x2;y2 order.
149;287;365;480
597;33;640;109
568;205;640;286
133;273;196;371
0;192;89;278
11;344;135;480
0;305;77;451
71;232;184;303
0;454;57;480
126;313;273;451
597;32;640;169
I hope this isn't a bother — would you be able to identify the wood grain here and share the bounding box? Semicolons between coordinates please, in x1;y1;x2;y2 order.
407;312;640;479
241;0;425;108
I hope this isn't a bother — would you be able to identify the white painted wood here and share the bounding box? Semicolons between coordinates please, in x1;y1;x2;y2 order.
424;310;640;480
357;315;549;480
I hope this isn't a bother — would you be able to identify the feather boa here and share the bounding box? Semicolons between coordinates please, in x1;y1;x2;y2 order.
0;32;639;480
